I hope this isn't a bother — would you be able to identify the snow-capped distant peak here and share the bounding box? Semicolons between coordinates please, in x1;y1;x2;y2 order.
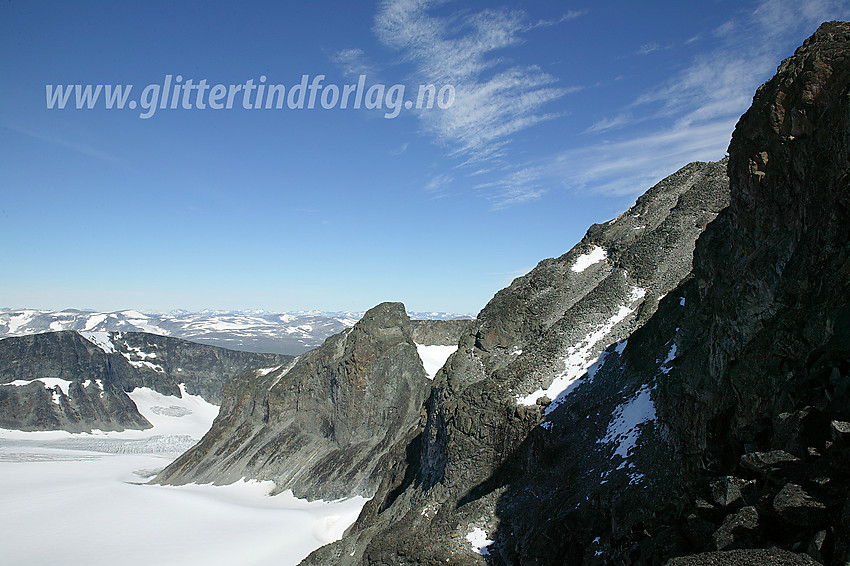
1;308;472;355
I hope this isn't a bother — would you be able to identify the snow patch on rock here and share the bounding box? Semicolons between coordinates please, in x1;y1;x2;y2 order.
571;246;607;272
416;344;458;379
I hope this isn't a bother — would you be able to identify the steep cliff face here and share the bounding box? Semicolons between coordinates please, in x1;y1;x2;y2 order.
0;331;287;432
653;21;850;564
154;302;433;500
303;22;849;566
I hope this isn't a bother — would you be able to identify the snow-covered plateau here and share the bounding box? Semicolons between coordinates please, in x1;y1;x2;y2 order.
0;382;367;566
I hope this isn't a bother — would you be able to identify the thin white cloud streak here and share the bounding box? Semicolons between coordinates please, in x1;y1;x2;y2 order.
633;0;850;129
373;0;576;168
555;120;736;196
6;125;116;162
332;48;378;78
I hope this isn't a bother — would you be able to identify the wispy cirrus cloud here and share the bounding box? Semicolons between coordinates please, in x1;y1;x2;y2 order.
424;172;453;199
636;42;661;55
474;165;549;210
372;0;577;165
332;0;582;208
338;0;849;210
632;0;850;130
332;48;378;78
565;0;850;197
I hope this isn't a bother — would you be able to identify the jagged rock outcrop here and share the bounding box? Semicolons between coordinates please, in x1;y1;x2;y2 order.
154;302;432;500
302;21;849;566
0;330;287;432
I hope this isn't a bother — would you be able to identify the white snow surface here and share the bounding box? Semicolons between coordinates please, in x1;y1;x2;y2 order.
127;385;220;438
571;246;607;272
0;449;366;566
2;377;74;396
0;382;368;566
466;527;494;556
416;344;458;379
83;313;108;331
256;365;283;377
659;343;678;374
79;330;116;353
600;385;657;459
519;306;631;407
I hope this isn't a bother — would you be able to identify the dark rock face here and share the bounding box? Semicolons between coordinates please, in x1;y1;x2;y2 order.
154;302;432;500
112;332;287;405
301;21;849;566
651;21;850;565
0;331;288;432
665;548;822;566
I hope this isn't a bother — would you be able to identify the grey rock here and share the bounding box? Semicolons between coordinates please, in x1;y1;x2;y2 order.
304;159;731;564
409;319;469;346
665;548;821;566
0;330;288;432
830;420;850;442
773;483;828;528
712;506;759;551
740;450;802;478
710;476;755;508
302;22;850;566
807;529;828;564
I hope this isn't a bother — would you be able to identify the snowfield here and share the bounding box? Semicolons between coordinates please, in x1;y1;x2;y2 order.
0;383;367;566
416;343;458;379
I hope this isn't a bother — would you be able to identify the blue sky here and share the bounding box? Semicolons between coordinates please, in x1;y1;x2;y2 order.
2;0;848;315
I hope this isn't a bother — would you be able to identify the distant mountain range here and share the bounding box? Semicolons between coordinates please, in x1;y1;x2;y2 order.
0;309;472;355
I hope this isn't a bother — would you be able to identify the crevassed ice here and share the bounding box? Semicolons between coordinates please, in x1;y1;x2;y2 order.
571;246;607;272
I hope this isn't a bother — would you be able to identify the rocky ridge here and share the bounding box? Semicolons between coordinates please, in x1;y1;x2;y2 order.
0;331;289;432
